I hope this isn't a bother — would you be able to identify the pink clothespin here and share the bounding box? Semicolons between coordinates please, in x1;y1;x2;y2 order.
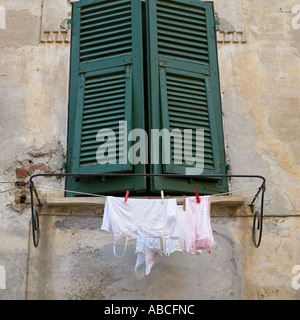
124;190;129;203
195;188;200;204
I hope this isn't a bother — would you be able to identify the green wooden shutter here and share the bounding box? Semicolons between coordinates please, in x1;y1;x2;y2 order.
147;0;228;194
66;0;146;195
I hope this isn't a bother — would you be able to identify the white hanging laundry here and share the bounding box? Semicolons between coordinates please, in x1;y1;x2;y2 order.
134;237;162;280
101;196;179;258
163;205;186;256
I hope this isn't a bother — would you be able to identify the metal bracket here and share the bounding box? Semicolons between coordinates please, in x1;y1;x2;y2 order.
29;173;266;248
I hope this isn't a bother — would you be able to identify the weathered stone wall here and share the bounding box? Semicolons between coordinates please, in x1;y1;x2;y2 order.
0;0;299;300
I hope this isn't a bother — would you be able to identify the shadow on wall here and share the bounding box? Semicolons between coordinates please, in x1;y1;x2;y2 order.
26;215;244;300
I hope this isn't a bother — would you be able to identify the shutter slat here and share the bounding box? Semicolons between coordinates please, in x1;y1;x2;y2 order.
80;21;131;38
169;117;211;129
83;108;125;120
166;79;205;92
168;105;208;117
83;104;126;115
167;88;207;99
84;89;125;102
80;39;131;55
168;94;207;105
81;125;121;141
158;47;209;64
169;110;209;122
80;2;131;22
80;44;132;62
85;83;125;95
81;11;131;29
83;112;125;125
157;12;206;28
80;16;131;33
80;33;131;49
157;5;206;23
80;0;128;14
81;141;123;151
82;118;124;132
157;23;207;40
84;94;126;106
158;35;208;50
156;0;206;15
84;99;126;111
158;41;209;57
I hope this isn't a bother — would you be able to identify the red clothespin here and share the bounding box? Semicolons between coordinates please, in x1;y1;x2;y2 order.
195;188;200;204
124;190;129;203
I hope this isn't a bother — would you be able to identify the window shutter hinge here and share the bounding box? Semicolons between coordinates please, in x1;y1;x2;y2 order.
62;162;67;174
205;78;211;92
226;164;231;174
125;65;130;80
214;19;219;31
80;74;84;88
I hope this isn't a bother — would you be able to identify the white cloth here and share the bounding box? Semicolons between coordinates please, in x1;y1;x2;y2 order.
163;205;186;255
101;196;179;257
134;237;162;280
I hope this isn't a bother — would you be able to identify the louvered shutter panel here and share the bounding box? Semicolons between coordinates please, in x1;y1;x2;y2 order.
147;0;228;194
66;0;146;195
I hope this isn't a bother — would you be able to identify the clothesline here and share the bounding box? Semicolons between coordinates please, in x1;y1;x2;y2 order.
0;184;261;205
36;185;261;204
1;186;23;194
44;193;258;206
0;182;17;184
37;186;106;197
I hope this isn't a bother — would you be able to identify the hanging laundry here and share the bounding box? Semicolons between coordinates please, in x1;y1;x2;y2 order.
163;201;210;256
134;237;162;280
101;195;213;279
185;196;214;255
101;196;179;258
163;205;186;256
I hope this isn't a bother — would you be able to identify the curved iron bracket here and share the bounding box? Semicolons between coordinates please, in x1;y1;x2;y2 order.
29;181;42;247
250;181;266;248
28;173;266;248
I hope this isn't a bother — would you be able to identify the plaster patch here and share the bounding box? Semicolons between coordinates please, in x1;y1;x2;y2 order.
40;0;79;43
208;0;247;43
0;10;39;48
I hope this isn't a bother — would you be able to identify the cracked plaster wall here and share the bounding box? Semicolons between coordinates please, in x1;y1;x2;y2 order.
0;0;300;300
